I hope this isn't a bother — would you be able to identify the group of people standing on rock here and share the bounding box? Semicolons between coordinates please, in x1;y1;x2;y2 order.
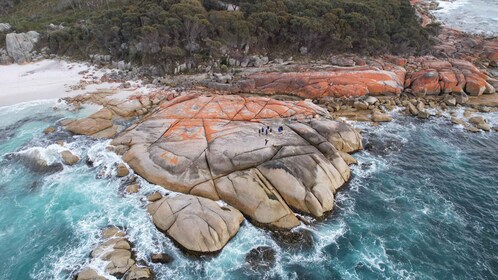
258;125;284;146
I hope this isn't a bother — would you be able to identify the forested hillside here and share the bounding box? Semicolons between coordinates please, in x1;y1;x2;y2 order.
0;0;433;71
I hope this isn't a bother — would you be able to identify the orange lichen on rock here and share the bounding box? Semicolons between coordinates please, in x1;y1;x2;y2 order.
234;67;406;98
111;94;362;235
405;58;496;97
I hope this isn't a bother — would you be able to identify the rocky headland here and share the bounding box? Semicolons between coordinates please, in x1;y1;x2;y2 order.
2;0;498;279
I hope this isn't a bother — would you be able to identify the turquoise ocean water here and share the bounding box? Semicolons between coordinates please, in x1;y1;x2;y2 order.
0;100;497;279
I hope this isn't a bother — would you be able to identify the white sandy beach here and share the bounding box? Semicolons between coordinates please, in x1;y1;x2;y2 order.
0;59;123;107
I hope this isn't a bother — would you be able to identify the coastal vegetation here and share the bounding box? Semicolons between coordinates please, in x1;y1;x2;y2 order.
0;0;432;71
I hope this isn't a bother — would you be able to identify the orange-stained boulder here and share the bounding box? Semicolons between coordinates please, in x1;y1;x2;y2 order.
439;71;459;94
234;67;405;98
406;58;495;96
465;74;487;96
410;70;440;96
111;94;362;234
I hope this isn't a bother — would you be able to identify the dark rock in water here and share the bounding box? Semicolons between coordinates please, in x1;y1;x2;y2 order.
271;228;315;251
245;246;276;271
363;134;404;156
151;253;173;264
11;150;63;173
85;158;94;167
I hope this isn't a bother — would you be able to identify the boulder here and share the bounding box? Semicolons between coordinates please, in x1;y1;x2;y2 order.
125;266;152;280
353;101;369;110
469;116;486;126
407;103;418;116
124;267;154;280
147;192;162;202
0;23;11;32
112;95;362;232
406;58;495;97
65;117;113;136
5;31;40;63
372;111;392;122
76;268;108;280
466;78;486;96
101;226;126;239
365;96;379;105
91;238;131;257
147;194;244;253
43;127;56;134
451;117;464;125
116;163;129;177
444;95;457;107
417;110;430;119
453;92;469;104
151;253;173;264
477;123;491;132
410;70;440;96
102;249;135;277
60;150;80;165
80;227;144;279
125;184;139;194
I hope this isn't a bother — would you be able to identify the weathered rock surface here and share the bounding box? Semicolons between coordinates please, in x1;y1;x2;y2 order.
76;268;108;280
148;194;244;252
77;227;150;280
5;31;40;63
60;150;80;165
113;95;361;234
245;246;276;271
234;66;406;98
116;163;130;177
14;149;63;173
64;108;116;138
0;23;11;32
405;58;496;97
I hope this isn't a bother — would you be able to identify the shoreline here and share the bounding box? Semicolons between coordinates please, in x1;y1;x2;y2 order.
1;1;498;279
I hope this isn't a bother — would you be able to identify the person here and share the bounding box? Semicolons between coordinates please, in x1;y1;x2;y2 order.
265;139;269;146
265;129;268;135
269;128;272;133
258;129;261;136
278;126;283;133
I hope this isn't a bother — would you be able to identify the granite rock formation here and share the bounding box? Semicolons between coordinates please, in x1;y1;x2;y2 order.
110;94;361;252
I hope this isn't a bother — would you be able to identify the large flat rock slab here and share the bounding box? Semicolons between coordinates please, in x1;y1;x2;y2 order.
112;94;361;246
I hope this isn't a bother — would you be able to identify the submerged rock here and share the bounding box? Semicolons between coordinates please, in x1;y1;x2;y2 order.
15;149;63;173
245;246;277;271
151;253;173;264
270;228;315;251
147;194;244;253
